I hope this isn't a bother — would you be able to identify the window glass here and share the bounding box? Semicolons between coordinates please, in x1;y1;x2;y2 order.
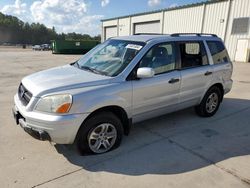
180;42;208;68
207;41;230;64
139;43;176;75
77;39;145;77
231;17;249;35
185;43;200;54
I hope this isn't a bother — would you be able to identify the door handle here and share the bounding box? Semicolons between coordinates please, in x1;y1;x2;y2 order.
168;78;180;84
204;71;213;76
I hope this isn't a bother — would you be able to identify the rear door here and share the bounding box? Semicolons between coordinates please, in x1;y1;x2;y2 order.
178;41;213;109
132;42;181;122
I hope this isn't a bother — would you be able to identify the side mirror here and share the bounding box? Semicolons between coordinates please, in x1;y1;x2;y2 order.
137;67;155;79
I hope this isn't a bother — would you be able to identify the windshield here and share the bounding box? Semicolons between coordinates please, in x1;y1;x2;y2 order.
76;39;145;77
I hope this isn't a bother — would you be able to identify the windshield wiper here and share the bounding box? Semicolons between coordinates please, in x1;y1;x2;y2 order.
80;66;108;76
81;66;96;72
70;61;80;68
75;61;80;68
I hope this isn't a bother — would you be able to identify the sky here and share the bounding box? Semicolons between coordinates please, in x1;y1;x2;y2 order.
0;0;205;36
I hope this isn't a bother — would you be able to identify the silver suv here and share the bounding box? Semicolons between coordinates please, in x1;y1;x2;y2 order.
13;33;233;154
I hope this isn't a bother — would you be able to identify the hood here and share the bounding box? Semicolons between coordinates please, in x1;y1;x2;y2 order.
22;64;111;97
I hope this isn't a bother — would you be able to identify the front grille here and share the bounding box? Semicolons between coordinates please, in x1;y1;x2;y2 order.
18;83;32;106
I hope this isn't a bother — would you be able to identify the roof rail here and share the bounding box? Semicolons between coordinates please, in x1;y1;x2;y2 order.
134;33;163;35
170;33;218;37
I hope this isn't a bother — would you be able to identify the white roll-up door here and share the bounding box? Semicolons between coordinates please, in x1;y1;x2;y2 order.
105;26;117;40
134;21;161;34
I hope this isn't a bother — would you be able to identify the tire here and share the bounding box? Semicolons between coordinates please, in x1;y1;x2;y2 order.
195;86;222;117
76;112;123;155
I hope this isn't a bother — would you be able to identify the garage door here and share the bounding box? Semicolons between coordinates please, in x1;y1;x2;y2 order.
134;21;161;34
105;26;117;40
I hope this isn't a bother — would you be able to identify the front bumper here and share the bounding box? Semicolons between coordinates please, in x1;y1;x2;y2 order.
12;106;51;141
13;94;89;144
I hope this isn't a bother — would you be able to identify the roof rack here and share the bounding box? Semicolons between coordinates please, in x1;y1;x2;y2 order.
134;33;164;35
170;33;218;37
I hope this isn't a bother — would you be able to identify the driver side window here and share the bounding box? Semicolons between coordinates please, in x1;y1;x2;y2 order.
139;43;176;75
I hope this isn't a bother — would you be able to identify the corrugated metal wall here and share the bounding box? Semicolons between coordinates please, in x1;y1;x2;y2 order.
224;0;250;60
202;1;229;38
118;18;131;36
102;0;250;61
163;6;204;33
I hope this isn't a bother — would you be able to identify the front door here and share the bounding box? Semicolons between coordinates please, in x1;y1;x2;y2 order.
132;42;181;122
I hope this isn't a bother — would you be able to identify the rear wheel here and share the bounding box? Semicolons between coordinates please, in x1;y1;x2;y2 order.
195;86;222;117
76;112;123;155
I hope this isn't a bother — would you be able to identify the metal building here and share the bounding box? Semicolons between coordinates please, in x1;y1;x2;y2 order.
101;0;250;62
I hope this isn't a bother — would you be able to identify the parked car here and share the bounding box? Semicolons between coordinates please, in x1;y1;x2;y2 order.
13;33;233;154
32;45;41;51
40;44;51;51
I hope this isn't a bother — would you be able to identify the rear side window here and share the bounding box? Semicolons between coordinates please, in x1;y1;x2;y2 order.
207;41;230;64
179;41;208;69
185;43;200;54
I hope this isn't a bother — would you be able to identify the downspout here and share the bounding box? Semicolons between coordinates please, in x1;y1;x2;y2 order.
223;0;233;42
200;3;206;33
117;18;119;37
161;10;165;34
129;16;132;35
101;21;104;42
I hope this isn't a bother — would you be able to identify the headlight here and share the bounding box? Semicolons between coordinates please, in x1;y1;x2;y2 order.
35;94;72;114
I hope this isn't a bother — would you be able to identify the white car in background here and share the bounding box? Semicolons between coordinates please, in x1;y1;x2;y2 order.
32;45;41;51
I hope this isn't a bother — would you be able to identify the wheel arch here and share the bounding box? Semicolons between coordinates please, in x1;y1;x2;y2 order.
206;83;224;102
75;105;131;143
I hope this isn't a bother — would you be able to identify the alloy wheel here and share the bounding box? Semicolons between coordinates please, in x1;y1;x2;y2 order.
88;123;117;153
205;92;219;113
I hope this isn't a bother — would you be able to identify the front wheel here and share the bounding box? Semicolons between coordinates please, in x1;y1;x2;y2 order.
76;112;123;155
195;86;222;117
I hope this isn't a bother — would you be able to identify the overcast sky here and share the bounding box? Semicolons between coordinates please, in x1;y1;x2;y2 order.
0;0;204;36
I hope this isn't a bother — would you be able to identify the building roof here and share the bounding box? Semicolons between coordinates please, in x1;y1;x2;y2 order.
101;0;228;22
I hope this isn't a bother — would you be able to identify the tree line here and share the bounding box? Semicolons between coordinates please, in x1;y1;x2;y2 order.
0;12;101;45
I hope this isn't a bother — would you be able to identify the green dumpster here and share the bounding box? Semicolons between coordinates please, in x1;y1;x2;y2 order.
51;39;100;54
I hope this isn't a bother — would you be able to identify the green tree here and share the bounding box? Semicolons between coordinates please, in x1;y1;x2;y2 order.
0;12;101;45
